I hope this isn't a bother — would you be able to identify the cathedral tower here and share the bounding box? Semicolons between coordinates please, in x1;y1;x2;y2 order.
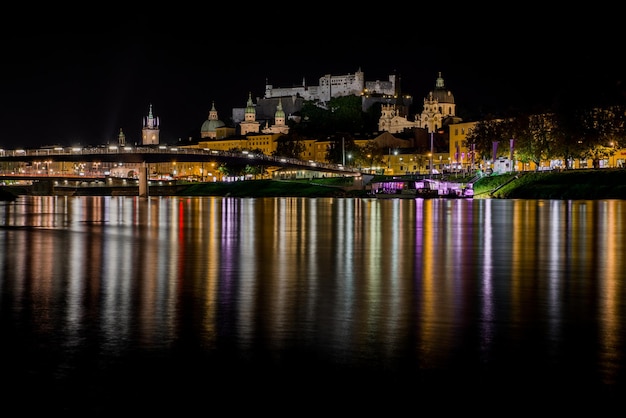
142;104;160;145
240;92;260;135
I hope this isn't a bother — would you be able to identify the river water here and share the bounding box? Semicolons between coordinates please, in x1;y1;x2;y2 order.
1;195;624;413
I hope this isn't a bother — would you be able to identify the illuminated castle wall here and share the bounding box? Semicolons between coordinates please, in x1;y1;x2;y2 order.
263;68;395;103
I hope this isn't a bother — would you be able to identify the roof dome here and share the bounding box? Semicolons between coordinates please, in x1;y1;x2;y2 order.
200;101;226;134
430;72;455;104
201;119;225;133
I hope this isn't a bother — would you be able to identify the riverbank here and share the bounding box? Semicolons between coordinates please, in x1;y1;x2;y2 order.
474;168;626;199
179;179;367;198
0;178;366;200
0;187;19;201
1;169;625;200
175;169;626;199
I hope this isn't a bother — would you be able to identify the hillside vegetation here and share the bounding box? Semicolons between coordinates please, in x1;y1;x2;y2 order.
472;169;626;199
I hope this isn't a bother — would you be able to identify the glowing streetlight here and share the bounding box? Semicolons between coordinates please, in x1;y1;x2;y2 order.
428;153;432;178
429;132;434;177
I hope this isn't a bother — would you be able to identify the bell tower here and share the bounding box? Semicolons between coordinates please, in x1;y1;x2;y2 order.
142;104;160;145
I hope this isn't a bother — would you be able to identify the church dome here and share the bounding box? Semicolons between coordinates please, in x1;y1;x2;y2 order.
200;101;226;136
430;72;455;104
201;118;225;134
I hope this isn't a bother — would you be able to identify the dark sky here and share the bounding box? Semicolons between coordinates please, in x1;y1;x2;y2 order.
1;11;624;149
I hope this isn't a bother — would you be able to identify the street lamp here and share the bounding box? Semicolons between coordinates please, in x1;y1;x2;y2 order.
611;141;616;167
388;148;397;172
429;132;434;177
428;153;432;178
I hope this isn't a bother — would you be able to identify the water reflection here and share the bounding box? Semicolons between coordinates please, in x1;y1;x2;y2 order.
0;196;624;409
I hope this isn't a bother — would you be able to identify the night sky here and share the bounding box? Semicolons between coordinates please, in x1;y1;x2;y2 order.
1;10;624;149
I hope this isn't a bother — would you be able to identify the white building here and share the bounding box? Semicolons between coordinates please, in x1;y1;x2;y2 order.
378;72;462;134
417;72;460;133
378;102;419;133
263;68;378;103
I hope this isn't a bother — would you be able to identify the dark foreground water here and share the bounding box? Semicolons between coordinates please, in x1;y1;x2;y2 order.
1;195;625;414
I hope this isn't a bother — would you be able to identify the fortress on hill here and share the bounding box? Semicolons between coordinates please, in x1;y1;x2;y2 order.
136;68;460;149
129;69;466;178
84;66;509;182
230;68;459;136
232;67;404;127
263;68;395;102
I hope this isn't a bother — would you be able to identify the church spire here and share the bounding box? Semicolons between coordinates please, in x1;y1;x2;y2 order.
141;104;159;145
244;93;256;121
275;98;285;118
209;101;220;122
436;72;445;89
118;128;126;146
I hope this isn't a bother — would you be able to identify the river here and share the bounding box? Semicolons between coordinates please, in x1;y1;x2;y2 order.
1;195;624;414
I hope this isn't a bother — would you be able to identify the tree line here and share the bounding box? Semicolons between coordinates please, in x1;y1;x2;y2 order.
466;103;626;169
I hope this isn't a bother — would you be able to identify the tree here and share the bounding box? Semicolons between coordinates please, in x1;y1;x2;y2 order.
591;105;626;159
581;144;614;168
272;134;305;159
549;80;615;169
501;113;554;171
351;141;384;172
244;164;265;179
291;96;376;137
325;134;358;165
464;118;508;162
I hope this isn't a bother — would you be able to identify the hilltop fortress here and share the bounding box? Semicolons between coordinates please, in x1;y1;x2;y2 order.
232;67;403;125
131;69;463;167
263;68;395;102
128;69;467;179
230;68;458;135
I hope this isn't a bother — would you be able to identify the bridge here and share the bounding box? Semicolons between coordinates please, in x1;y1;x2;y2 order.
0;145;359;175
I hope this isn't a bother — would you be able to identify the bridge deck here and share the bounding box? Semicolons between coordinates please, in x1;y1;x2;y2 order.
0;146;359;175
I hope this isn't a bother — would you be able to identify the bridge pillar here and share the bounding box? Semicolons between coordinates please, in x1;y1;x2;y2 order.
138;163;149;197
32;179;54;195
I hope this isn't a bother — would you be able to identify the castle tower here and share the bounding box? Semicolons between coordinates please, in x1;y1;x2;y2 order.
142;104;160;145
